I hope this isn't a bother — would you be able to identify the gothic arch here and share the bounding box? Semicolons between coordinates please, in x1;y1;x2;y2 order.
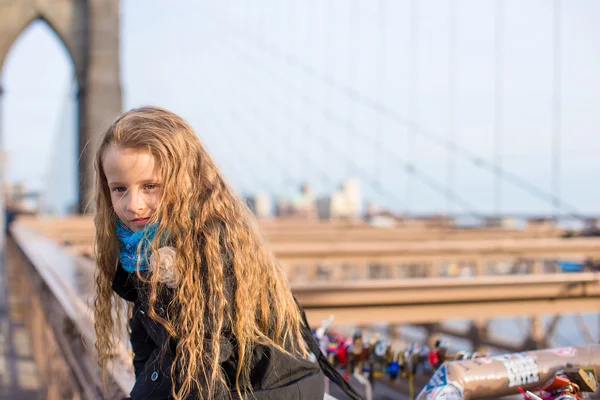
0;0;122;212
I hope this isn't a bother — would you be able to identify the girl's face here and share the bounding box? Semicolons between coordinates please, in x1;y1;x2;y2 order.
103;146;162;232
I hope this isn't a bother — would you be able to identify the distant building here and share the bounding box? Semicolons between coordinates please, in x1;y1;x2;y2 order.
367;214;398;228
315;197;332;220
364;201;400;227
406;214;455;229
341;179;360;216
484;216;516;228
245;193;272;218
316;178;361;220
584;218;600;230
274;197;293;217
270;183;319;219
247;179;363;220
254;194;271;218
525;217;555;230
289;183;317;219
5;183;28;212
364;200;378;219
3;183;41;215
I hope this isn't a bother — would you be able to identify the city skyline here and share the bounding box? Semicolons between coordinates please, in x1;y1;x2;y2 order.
1;1;599;215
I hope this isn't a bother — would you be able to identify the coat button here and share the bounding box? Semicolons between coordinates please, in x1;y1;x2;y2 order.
151;372;159;381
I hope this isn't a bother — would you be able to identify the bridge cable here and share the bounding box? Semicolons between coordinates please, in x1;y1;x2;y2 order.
494;0;505;215
241;4;341;191
202;94;274;196
202;26;338;193
447;0;458;215
198;47;278;195
209;20;477;216
552;0;562;218
300;0;331;188
348;0;358;180
206;32;390;202
204;8;583;219
254;0;303;194
207;29;407;210
43;76;77;214
376;0;388;196
208;21;482;216
407;0;419;215
203;5;409;210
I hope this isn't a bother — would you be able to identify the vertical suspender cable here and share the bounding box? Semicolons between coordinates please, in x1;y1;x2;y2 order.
407;0;418;216
552;0;562;220
494;0;505;216
347;0;357;180
325;0;334;187
376;0;387;203
447;0;457;216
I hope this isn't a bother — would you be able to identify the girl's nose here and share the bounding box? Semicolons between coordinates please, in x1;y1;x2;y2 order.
126;188;144;212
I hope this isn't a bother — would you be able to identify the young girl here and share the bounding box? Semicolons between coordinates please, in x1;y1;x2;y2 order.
93;107;361;400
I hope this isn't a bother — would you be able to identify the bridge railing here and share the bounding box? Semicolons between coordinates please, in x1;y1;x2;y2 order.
8;217;600;398
8;220;344;400
18;216;600;285
8;222;133;400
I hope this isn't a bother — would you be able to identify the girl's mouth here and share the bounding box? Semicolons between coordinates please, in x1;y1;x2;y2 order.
131;217;150;226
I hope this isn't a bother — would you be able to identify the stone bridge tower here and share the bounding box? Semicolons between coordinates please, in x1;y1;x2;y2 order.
0;0;122;213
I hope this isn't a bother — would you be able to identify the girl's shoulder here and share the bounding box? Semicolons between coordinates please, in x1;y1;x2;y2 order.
111;263;139;302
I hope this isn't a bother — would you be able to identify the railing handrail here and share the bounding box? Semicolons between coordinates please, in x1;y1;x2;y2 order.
290;272;600;290
10;222;134;398
9;221;340;399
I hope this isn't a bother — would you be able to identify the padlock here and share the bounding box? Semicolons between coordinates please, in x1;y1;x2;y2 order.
563;367;597;393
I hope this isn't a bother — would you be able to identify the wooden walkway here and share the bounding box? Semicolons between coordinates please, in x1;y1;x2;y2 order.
0;249;43;400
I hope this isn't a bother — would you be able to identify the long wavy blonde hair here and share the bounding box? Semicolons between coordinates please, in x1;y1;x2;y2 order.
93;106;307;399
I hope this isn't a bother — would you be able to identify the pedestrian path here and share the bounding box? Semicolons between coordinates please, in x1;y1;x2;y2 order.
0;249;43;400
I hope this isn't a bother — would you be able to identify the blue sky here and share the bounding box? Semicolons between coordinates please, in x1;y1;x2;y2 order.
2;0;599;215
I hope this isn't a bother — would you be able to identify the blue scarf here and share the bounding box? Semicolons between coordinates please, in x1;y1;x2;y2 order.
116;219;158;273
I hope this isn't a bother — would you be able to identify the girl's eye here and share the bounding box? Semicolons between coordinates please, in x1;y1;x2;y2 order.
112;187;126;193
144;183;158;190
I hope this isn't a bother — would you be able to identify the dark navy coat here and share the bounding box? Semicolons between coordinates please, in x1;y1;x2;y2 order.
111;265;325;399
